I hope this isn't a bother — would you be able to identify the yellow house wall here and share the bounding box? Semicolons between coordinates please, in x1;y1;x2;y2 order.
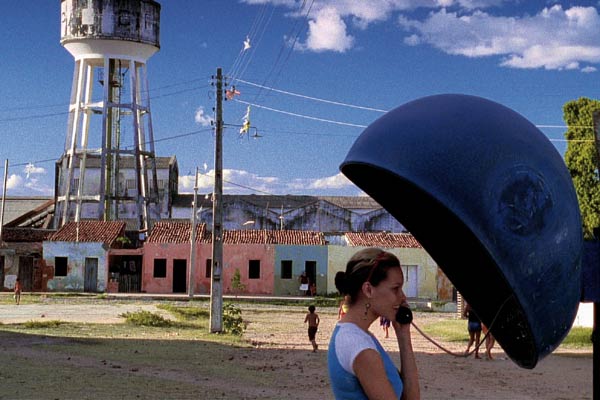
326;245;440;300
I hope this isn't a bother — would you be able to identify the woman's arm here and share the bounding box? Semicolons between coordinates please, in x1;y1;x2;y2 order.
354;349;398;400
393;322;420;400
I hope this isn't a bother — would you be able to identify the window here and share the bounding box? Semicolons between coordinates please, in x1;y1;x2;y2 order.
153;259;166;278
281;260;292;279
55;257;68;277
205;259;212;278
126;179;136;190
249;260;260;279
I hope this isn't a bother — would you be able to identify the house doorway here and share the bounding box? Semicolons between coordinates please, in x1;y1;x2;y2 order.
305;260;316;294
18;256;34;291
172;259;187;293
402;265;418;298
109;255;142;293
84;257;98;292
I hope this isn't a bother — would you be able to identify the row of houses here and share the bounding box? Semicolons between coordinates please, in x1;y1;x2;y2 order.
0;220;453;301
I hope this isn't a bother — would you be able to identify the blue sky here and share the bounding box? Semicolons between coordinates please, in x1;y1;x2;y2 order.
1;0;600;197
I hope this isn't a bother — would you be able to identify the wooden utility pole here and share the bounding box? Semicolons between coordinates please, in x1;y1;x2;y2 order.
188;166;199;298
210;68;224;332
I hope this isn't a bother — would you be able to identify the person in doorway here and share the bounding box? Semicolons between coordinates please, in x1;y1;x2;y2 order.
310;282;317;296
304;305;320;352
328;248;420;399
14;278;22;305
299;271;309;296
463;302;482;358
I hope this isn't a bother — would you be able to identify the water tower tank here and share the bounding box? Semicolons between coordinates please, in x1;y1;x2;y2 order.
60;0;160;60
56;0;162;233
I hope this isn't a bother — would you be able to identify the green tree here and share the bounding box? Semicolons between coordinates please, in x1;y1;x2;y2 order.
230;268;246;296
563;97;600;239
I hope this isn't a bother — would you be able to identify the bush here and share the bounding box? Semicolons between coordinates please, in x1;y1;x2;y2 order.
121;310;173;327
23;320;64;328
223;303;245;335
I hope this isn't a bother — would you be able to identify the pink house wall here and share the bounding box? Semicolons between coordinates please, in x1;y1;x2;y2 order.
143;242;275;295
196;243;275;295
142;242;193;293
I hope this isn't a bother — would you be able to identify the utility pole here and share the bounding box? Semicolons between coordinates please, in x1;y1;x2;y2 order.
188;167;199;298
0;159;8;242
210;68;224;333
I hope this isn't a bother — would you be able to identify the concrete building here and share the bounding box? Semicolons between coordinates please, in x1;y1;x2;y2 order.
43;221;127;292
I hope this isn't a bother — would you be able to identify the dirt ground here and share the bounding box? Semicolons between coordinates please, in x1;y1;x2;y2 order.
0;299;593;399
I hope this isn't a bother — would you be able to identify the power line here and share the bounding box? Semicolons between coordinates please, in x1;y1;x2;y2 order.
233;99;368;128
236;78;388;112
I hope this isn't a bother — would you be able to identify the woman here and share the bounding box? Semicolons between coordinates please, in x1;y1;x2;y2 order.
463;302;482;359
328;248;420;399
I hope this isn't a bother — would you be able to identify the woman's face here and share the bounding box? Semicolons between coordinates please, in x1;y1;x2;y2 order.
370;267;407;321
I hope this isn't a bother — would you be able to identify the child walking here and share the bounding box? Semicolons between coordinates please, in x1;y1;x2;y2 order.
14;278;22;305
304;305;320;352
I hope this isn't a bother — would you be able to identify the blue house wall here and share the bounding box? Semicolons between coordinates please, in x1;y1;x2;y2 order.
274;245;327;296
43;241;108;292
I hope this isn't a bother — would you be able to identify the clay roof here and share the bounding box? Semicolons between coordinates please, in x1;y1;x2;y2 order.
49;221;126;245
345;232;422;248
1;228;54;242
147;221;325;245
223;230;326;245
146;220;206;243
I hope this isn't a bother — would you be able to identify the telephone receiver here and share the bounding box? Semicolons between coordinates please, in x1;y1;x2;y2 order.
395;306;413;325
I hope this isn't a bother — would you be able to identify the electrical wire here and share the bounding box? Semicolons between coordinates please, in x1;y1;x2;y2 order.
252;0;315;103
236;78;388;112
411;294;514;358
233;99;368;128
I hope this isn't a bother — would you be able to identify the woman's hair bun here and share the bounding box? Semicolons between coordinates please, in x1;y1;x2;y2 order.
334;271;347;294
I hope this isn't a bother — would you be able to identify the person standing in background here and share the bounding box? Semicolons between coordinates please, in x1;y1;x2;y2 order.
14;278;22;305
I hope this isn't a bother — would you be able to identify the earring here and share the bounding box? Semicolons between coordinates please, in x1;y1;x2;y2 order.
363;302;371;319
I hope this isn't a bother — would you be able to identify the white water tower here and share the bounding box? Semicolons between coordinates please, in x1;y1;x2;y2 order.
56;0;161;233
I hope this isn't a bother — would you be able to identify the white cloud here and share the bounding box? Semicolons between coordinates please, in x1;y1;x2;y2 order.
178;169;360;195
194;106;213;127
24;163;45;178
398;5;600;71
6;174;23;190
243;1;600;71
297;7;354;53
3;174;53;196
306;172;354;190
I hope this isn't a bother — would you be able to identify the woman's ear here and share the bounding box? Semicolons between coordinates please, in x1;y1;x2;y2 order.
361;281;373;299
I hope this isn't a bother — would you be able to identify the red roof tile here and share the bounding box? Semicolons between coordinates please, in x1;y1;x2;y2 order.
2;228;54;242
147;221;206;244
49;221;126;245
345;232;422;248
148;227;325;245
221;230;325;245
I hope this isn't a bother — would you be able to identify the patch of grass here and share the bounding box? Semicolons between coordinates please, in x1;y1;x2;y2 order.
421;319;467;343
157;304;209;321
23;320;65;329
561;326;593;348
421;319;593;350
121;310;174;327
